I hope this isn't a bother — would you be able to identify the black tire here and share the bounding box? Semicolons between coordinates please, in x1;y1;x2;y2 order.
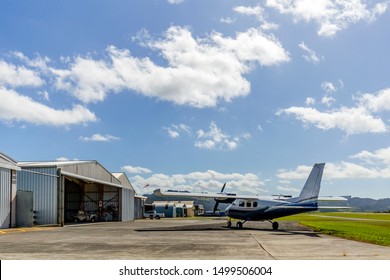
74;218;79;223
156;215;160;219
236;221;243;229
272;221;279;230
90;217;96;223
227;221;232;228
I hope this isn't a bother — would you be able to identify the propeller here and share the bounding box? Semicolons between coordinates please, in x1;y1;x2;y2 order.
213;183;226;213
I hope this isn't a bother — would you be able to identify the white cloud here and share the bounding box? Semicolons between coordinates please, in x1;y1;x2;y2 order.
276;186;301;193
164;123;191;138
0;60;44;87
211;28;289;66
52;55;123;104
321;81;337;93
167;0;185;4
234;5;279;30
278;161;390;180
195;121;244;151
0;87;97;126
351;146;390;165
266;0;389;36
298;42;321;63
122;165;152;174
11;51;51;71
278;145;390;182
56;156;79;161
38;90;50;101
234;5;264;17
79;133;120;142
277;106;387;135
305;97;316;106
320;80;343;106
321;95;336;106
278;87;390;135
128;169;265;195
53;26;289;108
277;164;313;180
56;157;69;161
220;17;236;24
166;128;180;139
359;88;390;112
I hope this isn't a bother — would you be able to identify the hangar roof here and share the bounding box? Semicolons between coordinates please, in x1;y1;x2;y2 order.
18;160;96;167
18;160;123;189
0;152;20;170
112;172;135;191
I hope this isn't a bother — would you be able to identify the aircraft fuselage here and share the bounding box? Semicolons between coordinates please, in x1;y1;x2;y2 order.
225;199;318;221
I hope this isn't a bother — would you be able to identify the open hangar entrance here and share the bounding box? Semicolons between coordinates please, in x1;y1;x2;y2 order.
63;173;121;223
17;160;134;226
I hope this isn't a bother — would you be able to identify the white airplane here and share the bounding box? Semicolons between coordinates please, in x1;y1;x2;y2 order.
154;163;347;230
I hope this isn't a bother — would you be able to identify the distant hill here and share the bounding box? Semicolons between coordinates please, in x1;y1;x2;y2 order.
144;194;390;213
344;197;390;212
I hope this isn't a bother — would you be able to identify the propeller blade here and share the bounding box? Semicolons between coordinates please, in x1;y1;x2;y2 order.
213;202;219;213
220;183;226;193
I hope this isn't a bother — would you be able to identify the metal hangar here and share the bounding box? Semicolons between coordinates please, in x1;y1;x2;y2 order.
17;160;136;226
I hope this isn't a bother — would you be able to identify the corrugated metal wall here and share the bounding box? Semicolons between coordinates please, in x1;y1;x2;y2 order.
121;188;135;222
0;167;11;229
17;167;58;225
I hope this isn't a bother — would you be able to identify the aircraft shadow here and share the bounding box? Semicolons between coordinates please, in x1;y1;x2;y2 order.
135;222;321;238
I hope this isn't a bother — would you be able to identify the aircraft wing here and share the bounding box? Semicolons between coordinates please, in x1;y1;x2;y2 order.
153;188;259;200
317;206;351;209
318;196;348;201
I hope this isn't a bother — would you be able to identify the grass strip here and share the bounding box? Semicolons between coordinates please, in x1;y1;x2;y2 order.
278;212;390;247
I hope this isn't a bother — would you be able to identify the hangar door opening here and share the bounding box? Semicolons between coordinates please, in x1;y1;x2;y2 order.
64;176;120;223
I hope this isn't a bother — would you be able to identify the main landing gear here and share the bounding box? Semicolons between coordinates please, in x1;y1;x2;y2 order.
271;221;279;230
227;219;246;229
227;219;279;230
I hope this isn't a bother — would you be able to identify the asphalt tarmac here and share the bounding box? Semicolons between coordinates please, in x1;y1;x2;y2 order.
1;218;390;260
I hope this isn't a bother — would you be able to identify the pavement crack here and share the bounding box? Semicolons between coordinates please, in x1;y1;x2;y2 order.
250;233;276;260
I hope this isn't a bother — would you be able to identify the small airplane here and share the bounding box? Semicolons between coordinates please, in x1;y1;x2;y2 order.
154;163;347;230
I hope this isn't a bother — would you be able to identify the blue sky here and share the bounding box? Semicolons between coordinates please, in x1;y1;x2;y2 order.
1;0;390;199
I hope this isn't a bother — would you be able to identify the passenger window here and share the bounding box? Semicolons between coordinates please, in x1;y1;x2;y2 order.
246;202;251;207
239;201;245;207
253;202;258;207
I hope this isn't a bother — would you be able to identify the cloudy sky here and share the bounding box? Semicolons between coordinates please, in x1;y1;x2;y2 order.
1;0;390;199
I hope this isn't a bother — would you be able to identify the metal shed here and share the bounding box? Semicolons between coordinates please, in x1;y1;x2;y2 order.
0;152;20;229
175;201;195;217
153;201;177;218
17;160;133;226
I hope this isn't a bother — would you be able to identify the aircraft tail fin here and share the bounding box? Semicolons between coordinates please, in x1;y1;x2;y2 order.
296;163;325;203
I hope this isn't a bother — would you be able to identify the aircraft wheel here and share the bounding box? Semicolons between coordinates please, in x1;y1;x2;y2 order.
272;221;279;230
236;221;243;229
227;221;232;228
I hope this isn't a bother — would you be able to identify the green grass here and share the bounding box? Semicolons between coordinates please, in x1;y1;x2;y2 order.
277;212;390;247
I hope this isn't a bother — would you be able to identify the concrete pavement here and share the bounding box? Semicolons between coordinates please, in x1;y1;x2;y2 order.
1;218;389;260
